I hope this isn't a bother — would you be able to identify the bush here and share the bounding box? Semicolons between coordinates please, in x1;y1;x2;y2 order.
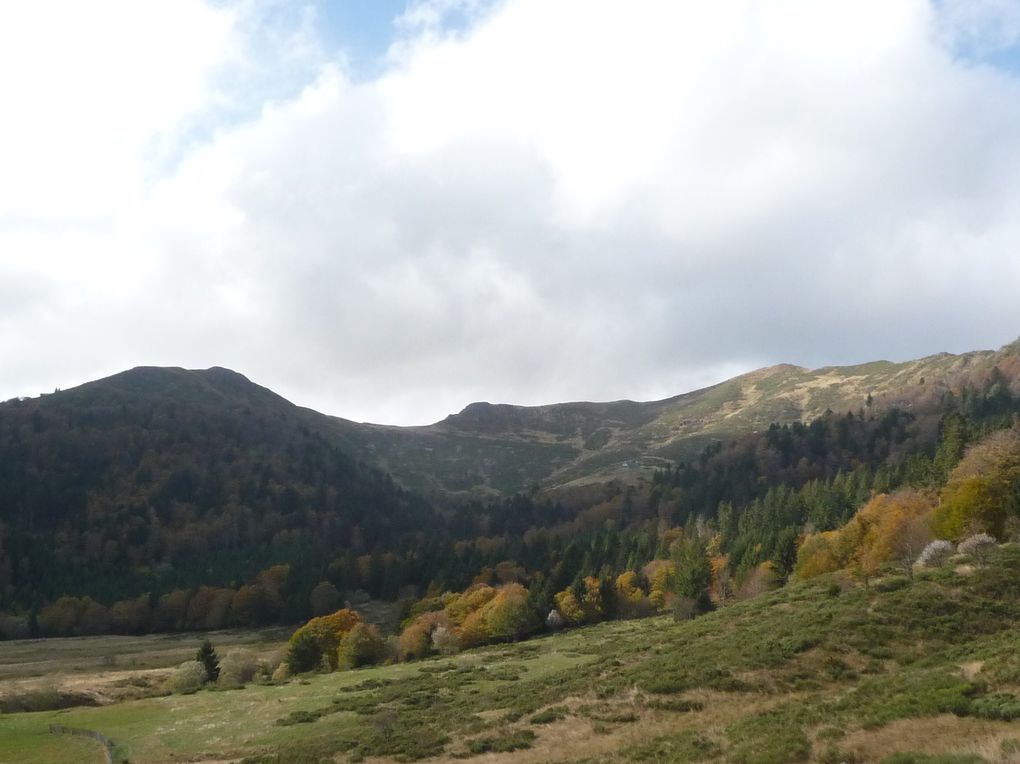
286;631;322;674
530;706;567;724
166;661;207;694
431;624;461;655
466;729;535;754
970;692;1020;720
917;540;955;568
958;533;997;562
0;687;99;713
219;649;258;686
271;662;290;682
545;609;565;630
258;649;286;679
337;622;386;669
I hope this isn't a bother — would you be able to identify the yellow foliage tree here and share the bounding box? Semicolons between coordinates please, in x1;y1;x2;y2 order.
456;608;489;648
289;608;362;671
794;531;841;579
933;427;1020;541
796;490;935;584
579;576;604;623
645;560;675;611
614;570;647;616
443;583;496;625
709;554;733;602
479;583;534;642
553;589;584;625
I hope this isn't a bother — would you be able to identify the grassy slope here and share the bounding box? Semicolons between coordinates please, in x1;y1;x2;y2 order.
331;342;1020;495
6;548;1020;763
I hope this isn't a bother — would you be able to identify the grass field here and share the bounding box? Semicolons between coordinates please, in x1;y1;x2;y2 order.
6;550;1020;762
0;626;290;720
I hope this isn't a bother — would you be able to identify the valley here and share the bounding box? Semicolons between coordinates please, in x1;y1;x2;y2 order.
5;545;1020;762
2;339;1020;762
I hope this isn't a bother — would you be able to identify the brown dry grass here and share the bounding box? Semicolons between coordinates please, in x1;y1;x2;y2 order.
839;715;1020;763
421;688;796;763
0;628;288;707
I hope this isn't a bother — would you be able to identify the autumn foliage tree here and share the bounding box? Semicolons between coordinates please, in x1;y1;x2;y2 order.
933;428;1020;541
479;583;535;642
553;588;584;625
337;622;386;669
286;608;362;673
796;490;936;583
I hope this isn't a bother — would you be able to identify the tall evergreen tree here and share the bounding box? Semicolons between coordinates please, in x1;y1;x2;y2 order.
196;639;220;682
671;535;712;617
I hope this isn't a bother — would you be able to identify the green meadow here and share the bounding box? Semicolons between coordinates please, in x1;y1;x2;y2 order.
6;546;1020;762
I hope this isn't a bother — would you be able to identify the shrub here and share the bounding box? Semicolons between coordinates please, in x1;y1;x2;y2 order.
545;609;565;630
431;624;461;655
286;630;323;674
917;540;955;568
0;686;99;713
530;706;567;724
958;533;997;562
166;661;207;694
466;729;535;754
271;662;290;682
970;692;1020;720
258;649;286;679
219;649;258;686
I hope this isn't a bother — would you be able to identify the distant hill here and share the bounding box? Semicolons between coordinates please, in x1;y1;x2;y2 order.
330;338;1020;496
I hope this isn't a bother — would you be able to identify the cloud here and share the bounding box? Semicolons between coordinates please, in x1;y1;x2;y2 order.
2;0;1020;423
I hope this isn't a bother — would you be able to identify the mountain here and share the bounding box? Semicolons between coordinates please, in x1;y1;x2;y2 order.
330;339;1020;496
0;366;439;614
2;339;1019;631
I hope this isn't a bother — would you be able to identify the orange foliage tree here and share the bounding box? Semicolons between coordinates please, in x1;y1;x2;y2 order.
796;490;935;584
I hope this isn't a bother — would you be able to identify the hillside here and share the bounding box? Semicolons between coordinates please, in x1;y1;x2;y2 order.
2;340;1019;633
331;339;1020;496
0;366;439;616
6;544;1020;762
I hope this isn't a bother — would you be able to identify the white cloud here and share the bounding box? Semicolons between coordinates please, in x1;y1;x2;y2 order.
2;0;1020;424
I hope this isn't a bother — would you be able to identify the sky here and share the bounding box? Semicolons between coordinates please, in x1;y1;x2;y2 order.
1;0;1020;426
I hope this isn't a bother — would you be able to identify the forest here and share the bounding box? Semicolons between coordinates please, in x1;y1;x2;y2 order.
1;364;1019;642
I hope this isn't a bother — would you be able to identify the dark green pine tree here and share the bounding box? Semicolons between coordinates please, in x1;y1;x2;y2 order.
196;639;220;682
671;535;713;618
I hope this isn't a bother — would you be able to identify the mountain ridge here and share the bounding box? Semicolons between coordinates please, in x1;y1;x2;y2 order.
323;340;1020;495
8;339;1020;499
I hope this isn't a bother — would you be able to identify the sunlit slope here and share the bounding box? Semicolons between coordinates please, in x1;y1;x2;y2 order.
6;545;1020;762
331;339;1020;495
